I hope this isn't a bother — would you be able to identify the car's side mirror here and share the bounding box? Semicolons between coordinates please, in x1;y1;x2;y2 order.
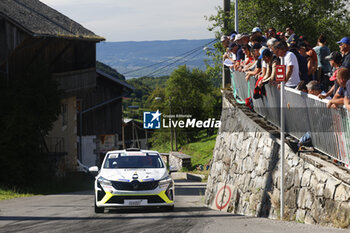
89;166;99;175
169;166;177;174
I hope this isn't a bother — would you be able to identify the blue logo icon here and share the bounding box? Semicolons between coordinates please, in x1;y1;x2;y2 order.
143;110;161;129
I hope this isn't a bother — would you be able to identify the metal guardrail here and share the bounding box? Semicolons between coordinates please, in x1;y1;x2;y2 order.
231;71;350;166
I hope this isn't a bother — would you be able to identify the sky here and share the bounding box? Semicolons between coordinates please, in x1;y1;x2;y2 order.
41;0;221;42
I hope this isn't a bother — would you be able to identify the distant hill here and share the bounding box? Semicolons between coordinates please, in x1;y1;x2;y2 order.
127;76;168;90
96;61;125;80
96;39;215;79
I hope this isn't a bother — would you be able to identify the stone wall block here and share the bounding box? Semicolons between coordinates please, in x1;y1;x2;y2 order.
228;134;235;151
310;198;327;224
256;156;269;176
301;170;312;187
296;209;306;222
292;156;299;167
253;149;261;166
263;146;272;160
286;152;294;160
217;150;224;161
309;174;318;193
285;168;295;190
304;211;316;225
258;138;265;148
314;169;328;183
297;187;313;209
334;184;350;202
249;138;259;155
244;156;254;172
324;177;341;199
336;202;350;226
251;170;257;179
293;167;303;188
285;188;297;209
316;183;325;197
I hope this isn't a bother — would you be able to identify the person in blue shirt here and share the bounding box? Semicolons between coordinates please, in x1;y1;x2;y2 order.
337;37;350;68
313;34;331;90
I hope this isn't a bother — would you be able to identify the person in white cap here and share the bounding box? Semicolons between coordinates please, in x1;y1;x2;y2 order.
221;35;229;49
252;27;267;46
233;34;250;70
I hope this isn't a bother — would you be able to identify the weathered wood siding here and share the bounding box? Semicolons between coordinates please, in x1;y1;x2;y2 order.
0;17;28;68
79;74;124;136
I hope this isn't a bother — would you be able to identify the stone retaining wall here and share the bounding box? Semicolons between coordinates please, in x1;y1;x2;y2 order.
205;92;350;228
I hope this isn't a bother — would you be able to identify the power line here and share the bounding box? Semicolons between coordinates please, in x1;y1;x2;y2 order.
122;39;217;76
150;48;206;77
143;41;212;77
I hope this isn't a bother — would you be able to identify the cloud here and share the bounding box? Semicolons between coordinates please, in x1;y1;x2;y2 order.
40;0;220;41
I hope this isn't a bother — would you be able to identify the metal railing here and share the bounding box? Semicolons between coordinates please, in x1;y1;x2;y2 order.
231;71;350;166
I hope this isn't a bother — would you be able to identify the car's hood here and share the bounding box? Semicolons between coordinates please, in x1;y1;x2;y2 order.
99;168;168;182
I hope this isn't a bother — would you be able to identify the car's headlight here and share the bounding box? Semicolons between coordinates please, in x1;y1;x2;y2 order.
159;176;173;188
97;176;112;186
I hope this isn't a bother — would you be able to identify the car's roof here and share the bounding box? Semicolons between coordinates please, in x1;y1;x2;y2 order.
106;149;160;154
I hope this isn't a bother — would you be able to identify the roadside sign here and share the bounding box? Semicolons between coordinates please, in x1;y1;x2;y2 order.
212;182;233;212
276;65;286;82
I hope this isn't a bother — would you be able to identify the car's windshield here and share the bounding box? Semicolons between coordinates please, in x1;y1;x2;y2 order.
103;153;164;169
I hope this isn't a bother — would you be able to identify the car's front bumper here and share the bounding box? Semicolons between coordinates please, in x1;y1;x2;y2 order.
95;182;174;207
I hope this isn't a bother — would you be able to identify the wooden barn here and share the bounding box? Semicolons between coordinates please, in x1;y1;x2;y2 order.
0;0;132;174
79;70;134;167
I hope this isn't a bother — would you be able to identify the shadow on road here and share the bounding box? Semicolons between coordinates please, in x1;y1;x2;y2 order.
0;212;245;222
175;187;206;196
107;206;209;214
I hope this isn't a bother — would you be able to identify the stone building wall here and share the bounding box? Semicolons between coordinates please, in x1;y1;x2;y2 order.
205;92;350;228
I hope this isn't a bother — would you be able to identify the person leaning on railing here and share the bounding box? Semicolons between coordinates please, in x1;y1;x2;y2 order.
260;46;281;87
319;51;342;100
237;45;253;72
257;49;273;88
326;67;350;109
339;67;350;111
306;81;330;99
273;41;301;88
233;34;250;70
245;43;263;81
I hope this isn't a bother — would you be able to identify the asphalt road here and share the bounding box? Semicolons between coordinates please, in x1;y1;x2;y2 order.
0;180;348;233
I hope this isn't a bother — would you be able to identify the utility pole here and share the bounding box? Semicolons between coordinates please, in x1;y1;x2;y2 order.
222;0;231;88
235;0;239;33
169;96;174;151
132;120;135;147
223;0;230;30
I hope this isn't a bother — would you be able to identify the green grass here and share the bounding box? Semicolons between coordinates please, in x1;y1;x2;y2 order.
0;188;33;201
180;133;217;169
151;142;172;154
0;172;94;201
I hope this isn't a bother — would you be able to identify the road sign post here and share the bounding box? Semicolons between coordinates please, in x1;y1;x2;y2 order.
276;64;286;220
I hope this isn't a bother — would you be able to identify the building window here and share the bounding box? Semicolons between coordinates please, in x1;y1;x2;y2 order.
62;103;68;126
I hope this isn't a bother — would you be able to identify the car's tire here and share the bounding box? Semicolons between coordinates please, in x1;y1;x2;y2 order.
94;201;104;213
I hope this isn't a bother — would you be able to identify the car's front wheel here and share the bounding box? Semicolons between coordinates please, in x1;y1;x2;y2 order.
94;200;104;213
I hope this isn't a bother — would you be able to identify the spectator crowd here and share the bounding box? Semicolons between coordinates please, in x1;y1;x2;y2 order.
221;27;350;112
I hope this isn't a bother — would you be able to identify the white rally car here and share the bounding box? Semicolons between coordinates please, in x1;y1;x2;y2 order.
89;149;175;213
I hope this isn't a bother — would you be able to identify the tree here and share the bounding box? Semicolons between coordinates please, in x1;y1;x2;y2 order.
205;0;350;72
149;65;221;148
0;62;61;186
165;65;212;120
